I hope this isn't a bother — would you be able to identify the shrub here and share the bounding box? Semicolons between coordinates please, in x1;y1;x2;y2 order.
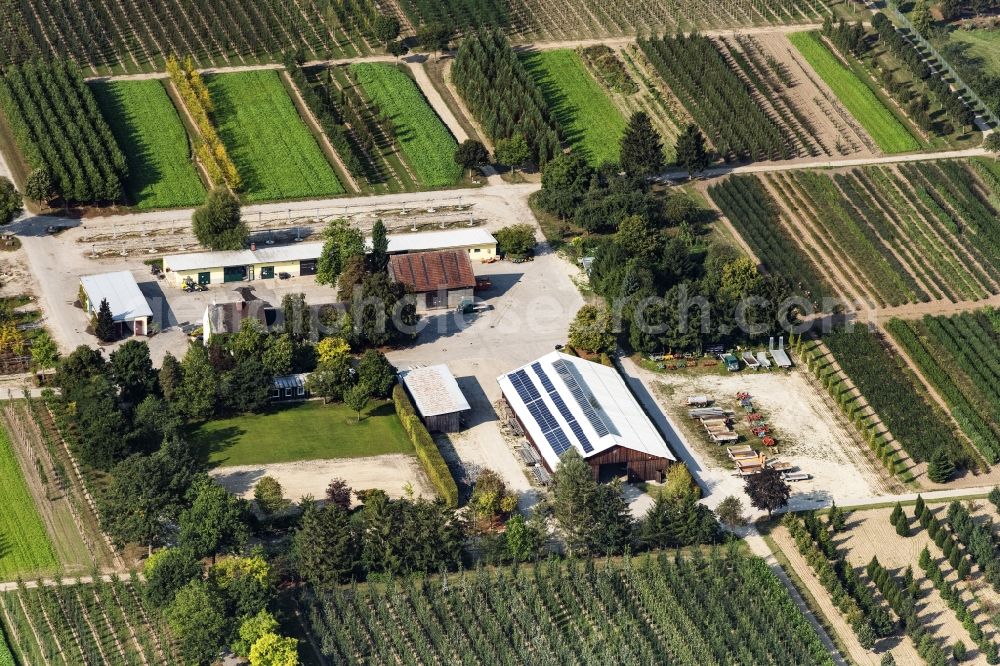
393;385;458;507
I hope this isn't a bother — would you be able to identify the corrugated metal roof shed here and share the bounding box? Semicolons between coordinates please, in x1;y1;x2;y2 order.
399;365;471;417
164;243;322;272
80;271;153;322
374;228;496;254
388;250;476;293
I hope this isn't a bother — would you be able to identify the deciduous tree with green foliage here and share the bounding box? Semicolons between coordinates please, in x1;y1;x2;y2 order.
249;632;298;666
192;188;247;250
306;354;354;403
371;13;400;47
179;343;217;420
254;476;289;515
0;176;22;225
167;579;229;665
143;547;201;607
494;224;536;257
568;304;615;353
344;383;370;422
109;339;157;404
716;495;746;527
316;218;364;286
417;22;454;55
24;167;54;204
454;139;490;177
179;478;250;562
620;111;664;180
495;134;530;174
29;331;59;371
357;349;395;397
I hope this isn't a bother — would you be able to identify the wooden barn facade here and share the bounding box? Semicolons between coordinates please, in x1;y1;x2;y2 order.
498;352;676;484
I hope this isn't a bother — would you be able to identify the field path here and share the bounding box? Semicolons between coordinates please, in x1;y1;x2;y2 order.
405;60;469;144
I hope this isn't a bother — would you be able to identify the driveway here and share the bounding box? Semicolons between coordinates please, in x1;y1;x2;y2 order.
386;248;584;511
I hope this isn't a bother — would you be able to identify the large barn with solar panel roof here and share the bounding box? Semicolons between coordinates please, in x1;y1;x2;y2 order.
498;351;676;482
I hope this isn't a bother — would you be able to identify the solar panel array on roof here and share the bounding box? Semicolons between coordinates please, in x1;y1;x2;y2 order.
532;362;593;453
510;369;573;456
552;359;611;437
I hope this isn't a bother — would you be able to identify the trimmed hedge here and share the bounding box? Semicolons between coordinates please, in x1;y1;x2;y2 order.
393;385;459;508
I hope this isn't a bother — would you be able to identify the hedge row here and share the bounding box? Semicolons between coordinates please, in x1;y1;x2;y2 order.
393;384;459;508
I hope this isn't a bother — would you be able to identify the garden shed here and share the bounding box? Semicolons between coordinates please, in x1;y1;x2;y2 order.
498;352;676;482
398;364;471;433
79;271;153;337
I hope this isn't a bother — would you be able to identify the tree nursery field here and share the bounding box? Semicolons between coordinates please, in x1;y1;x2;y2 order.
773;500;1000;665
789;31;920;154
206;70;344;202
306;550;834;665
0;426;57;579
713;161;1000;310
0;575;178;665
888;311;1000;466
349;63;462;188
91;79;206;209
521;49;628;166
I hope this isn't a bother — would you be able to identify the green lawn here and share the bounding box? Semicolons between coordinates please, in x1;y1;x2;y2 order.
0;426;57;579
948;29;1000;76
90;79;205;209
349;63;462;188
521;49;627;165
789;31;920;154
206;70;344;202
196;400;413;467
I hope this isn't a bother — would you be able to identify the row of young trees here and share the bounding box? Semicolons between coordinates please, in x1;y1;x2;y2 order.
397;0;510;30
166;56;240;190
861;15;974;133
637;33;790;162
452;28;563;168
0;59;125;203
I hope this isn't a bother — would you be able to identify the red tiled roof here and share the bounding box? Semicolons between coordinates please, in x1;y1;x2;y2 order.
388;250;476;293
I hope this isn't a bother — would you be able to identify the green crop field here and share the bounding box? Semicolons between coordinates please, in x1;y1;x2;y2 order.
521;49;628;165
789;31;920;154
91;79;206;209
206;70;344;202
0;426;56;579
349;63;462;187
195;400;413;467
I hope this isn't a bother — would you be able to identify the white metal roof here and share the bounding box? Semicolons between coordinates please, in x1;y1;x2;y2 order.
163;242;323;272
399;364;471;417
80;271;153;322
497;351;675;471
369;228;497;254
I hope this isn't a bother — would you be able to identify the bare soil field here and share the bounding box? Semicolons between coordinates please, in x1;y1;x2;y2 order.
210;454;435;505
773;501;1000;665
647;364;892;512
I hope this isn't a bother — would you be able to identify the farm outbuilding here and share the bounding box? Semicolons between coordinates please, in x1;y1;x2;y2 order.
202;300;277;343
162;242;323;288
398;364;471;433
388;250;476;311
376;228;497;260
498;352;676;482
79;271;153;337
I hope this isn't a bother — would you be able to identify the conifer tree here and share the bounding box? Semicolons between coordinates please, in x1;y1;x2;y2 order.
95;298;116;342
927;450;955;483
620;111;664;180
